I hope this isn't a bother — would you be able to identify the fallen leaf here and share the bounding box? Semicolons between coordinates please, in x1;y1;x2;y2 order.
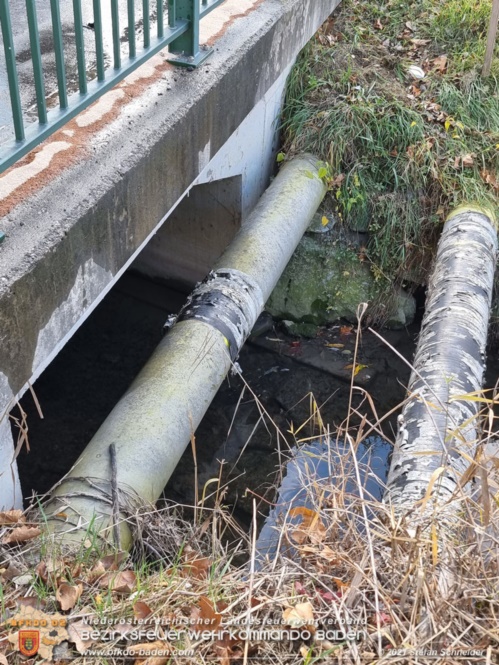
99;551;128;570
214;645;231;665
36;561;48;582
461;154;474;168
197;596;222;629
56;583;83;611
340;325;353;337
410;39;430;47
321;216;329;227
112;620;135;638
1;560;25;581
88;560;106;582
332;577;350;590
294;581;309;596
481;169;499;191
317;545;340;564
16;596;44;610
214;636;247;665
12;573;33;586
104;569;136;594
374;18;383;30
2;526;41;544
289;507;326;545
134;601;153;620
317;588;336;602
344;363;368;376
0;655;7;665
358;247;367;262
282;601;314;627
330;173;345;188
71;563;83;578
0;510;24;524
182;553;212;579
377;611;393;626
190;605;202;623
68;619;95;654
433;54;447;73
128;640;171;665
325;343;344;348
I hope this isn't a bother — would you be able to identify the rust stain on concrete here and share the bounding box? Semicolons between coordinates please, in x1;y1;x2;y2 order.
205;0;266;47
0;0;263;219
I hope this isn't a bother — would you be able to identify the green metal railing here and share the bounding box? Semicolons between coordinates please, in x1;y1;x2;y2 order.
0;0;225;174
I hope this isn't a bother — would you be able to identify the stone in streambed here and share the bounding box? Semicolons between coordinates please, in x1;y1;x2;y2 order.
282;320;319;338
382;288;416;329
266;234;415;329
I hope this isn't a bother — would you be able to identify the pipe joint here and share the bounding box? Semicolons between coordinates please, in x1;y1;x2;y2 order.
169;269;264;360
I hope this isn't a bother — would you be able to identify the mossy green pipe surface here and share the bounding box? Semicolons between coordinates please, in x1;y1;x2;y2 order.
43;154;327;550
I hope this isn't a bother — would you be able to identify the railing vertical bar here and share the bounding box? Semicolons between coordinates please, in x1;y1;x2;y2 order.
49;0;68;109
72;0;87;94
157;0;164;38
168;0;175;28
143;0;150;48
192;0;200;57
111;0;121;68
25;0;47;125
127;0;136;58
0;0;25;140
92;0;105;81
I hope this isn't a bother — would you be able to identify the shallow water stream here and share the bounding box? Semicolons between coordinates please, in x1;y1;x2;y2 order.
256;436;389;562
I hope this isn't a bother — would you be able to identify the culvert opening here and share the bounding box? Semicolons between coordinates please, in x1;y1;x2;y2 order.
12;270;187;501
9;264;413;529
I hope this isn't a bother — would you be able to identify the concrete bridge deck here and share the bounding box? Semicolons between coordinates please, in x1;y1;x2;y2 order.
0;0;339;508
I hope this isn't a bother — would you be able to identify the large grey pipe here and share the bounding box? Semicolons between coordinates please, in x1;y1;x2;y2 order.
384;206;497;516
44;155;326;549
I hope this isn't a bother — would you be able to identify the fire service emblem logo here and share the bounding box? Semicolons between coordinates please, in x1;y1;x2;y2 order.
19;630;40;656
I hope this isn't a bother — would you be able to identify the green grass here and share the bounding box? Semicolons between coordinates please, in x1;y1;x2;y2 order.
280;0;499;303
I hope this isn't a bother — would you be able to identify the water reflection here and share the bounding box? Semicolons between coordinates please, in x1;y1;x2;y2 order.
256;436;390;563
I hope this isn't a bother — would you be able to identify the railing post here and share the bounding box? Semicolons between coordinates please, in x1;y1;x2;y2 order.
49;0;68;108
0;0;25;141
168;0;213;67
26;0;48;123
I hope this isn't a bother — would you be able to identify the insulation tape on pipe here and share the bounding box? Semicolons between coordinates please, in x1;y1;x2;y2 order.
172;269;264;360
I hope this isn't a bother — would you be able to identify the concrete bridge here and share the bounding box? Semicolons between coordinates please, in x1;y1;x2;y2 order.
0;0;339;509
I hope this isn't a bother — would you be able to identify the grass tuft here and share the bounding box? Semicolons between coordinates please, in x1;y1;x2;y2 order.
280;0;499;314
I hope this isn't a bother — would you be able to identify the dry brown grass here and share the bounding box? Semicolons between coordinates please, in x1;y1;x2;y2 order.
1;357;499;664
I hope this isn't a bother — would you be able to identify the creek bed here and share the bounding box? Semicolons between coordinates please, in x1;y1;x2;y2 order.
11;271;499;533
